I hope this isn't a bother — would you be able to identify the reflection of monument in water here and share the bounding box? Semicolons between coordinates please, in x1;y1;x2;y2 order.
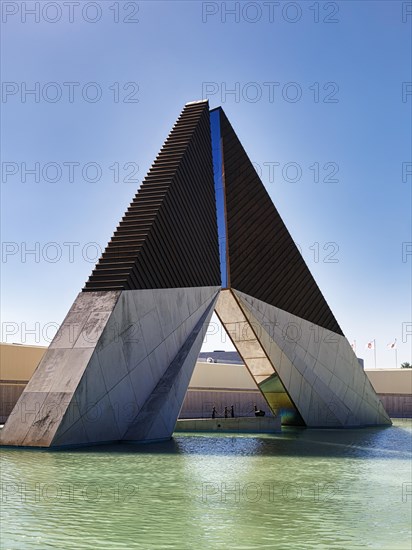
0;100;391;448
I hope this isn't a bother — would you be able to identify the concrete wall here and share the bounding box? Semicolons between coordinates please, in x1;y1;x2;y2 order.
183;364;411;419
364;368;412;394
1;343;411;421
0;343;47;422
364;368;412;418
190;361;257;390
1;343;46;381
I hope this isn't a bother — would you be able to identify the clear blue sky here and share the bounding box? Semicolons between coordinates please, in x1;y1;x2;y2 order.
1;1;411;368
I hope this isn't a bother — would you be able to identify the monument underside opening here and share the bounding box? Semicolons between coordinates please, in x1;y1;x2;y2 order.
0;100;391;448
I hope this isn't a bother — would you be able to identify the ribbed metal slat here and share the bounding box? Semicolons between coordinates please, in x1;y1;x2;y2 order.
84;100;220;291
218;108;343;336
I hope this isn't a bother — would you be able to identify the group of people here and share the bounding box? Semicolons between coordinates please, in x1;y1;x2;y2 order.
211;404;266;418
211;405;235;419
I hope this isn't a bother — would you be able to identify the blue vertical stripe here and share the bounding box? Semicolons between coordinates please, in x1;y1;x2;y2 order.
210;109;227;288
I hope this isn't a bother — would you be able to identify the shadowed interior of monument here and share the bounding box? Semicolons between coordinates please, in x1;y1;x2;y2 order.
0;100;391;448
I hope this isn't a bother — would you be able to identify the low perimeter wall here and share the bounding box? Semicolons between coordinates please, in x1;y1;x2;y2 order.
175;417;281;433
0;381;26;423
178;366;412;420
0;343;411;422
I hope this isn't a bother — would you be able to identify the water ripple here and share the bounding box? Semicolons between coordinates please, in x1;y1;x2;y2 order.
1;419;411;549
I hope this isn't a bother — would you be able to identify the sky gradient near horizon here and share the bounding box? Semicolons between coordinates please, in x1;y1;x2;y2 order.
1;0;411;368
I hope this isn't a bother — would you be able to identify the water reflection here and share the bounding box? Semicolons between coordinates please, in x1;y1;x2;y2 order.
1;420;411;549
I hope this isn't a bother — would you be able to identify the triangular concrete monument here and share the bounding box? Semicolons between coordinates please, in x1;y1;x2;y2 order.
1;100;390;448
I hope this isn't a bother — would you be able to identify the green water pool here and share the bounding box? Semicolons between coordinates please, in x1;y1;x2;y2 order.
1;419;411;549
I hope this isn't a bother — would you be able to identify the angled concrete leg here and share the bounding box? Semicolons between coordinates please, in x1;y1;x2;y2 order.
232;290;391;427
215;289;390;427
122;297;217;442
214;289;303;425
0;291;120;447
1;287;220;448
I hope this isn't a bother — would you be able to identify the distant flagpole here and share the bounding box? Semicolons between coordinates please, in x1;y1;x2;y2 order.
387;338;397;368
365;339;376;368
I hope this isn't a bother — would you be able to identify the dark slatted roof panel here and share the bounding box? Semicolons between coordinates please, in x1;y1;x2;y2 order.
137;108;220;289
84;100;220;292
218;108;343;336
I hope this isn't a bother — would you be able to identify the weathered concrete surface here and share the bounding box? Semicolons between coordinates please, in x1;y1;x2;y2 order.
1;288;220;447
